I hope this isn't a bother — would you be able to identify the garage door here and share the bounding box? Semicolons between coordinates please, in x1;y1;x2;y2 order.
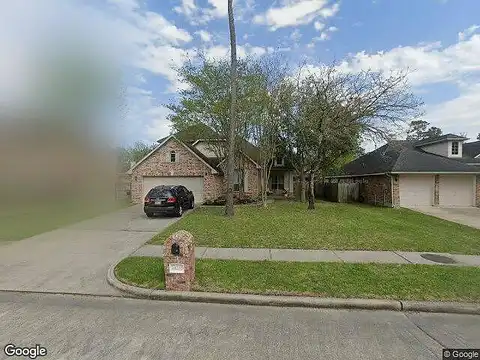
439;175;474;207
399;175;434;207
143;177;205;204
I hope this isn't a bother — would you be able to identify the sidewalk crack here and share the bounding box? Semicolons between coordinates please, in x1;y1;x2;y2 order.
393;251;412;264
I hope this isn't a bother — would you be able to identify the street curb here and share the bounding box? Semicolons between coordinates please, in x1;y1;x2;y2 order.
107;263;480;314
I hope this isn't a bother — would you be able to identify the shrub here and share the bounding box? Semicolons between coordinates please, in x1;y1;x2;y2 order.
203;194;258;206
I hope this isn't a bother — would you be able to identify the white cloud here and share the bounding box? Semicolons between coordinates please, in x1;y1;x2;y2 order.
195;30;212;42
335;26;480;139
174;0;196;17
314;21;325;31
254;0;339;30
290;29;302;41
204;44;273;59
319;32;329;41
458;24;479;41
327;26;338;32
143;12;192;45
422;83;480;139
205;0;228;18
145;106;173;141
337;34;480;87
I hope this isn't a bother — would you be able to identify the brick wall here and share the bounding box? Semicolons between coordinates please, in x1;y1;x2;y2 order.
339;175;393;207
392;176;400;208
476;175;480;208
130;138;224;203
218;154;260;197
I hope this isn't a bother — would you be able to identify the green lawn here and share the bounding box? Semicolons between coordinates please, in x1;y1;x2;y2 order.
115;257;480;302
150;201;480;254
0;199;132;243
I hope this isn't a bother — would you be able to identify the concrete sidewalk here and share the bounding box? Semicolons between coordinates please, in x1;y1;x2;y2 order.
132;244;480;267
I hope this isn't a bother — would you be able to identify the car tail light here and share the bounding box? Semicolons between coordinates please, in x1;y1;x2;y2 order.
144;196;151;203
167;197;177;203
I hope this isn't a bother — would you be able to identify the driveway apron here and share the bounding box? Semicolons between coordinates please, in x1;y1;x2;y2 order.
0;205;177;295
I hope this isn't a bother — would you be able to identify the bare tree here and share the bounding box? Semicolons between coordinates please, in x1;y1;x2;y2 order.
225;0;238;216
289;65;424;209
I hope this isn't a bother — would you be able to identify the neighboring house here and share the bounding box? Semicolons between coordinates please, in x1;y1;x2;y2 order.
328;134;480;208
128;128;295;204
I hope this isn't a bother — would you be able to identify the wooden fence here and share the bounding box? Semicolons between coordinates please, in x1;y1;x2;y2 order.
316;182;360;203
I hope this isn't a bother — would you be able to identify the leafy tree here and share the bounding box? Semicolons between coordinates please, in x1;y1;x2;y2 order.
406;120;442;140
118;141;156;172
477;133;480;141
247;58;289;206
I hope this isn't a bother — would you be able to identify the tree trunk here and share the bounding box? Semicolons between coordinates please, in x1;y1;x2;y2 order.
225;0;237;217
307;172;315;209
261;168;267;207
299;168;306;202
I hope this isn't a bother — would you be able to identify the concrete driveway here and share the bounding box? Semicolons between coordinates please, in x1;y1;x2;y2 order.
0;205;179;295
410;206;480;230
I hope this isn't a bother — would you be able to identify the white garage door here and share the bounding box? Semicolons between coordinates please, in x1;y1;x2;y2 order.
143;177;205;204
439;175;474;207
399;175;434;207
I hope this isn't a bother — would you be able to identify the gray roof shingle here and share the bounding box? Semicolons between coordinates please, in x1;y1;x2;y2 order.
463;141;480;159
341;140;479;175
414;133;468;147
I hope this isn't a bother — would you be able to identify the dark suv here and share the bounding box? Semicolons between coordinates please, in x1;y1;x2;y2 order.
144;185;195;218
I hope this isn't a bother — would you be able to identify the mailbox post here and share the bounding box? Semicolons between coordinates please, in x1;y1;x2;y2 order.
163;230;195;291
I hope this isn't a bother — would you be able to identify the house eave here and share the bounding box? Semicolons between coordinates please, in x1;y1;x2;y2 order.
325;172;388;178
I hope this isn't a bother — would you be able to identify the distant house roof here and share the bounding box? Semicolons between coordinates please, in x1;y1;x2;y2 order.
414;133;468;147
339;141;479;176
463;141;480;159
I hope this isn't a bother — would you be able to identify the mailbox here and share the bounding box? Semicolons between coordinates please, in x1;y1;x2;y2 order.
163;230;195;291
171;243;180;256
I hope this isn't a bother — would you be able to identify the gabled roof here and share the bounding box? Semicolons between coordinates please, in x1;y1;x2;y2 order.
127;135;219;174
340;140;479;176
463;140;480;159
414;133;468;147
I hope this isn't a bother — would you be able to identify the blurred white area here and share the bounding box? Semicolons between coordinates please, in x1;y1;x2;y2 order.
0;0;126;208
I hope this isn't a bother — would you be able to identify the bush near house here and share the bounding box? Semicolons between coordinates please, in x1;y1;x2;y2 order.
203;194;258;206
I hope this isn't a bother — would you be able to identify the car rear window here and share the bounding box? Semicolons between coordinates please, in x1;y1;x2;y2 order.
148;188;172;198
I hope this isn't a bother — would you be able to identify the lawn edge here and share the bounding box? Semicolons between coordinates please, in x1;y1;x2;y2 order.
106;261;480;315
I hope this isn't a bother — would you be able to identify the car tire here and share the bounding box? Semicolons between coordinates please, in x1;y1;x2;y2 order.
190;200;195;209
176;205;183;217
146;213;155;218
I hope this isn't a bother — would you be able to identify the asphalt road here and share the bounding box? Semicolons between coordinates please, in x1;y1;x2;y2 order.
0;292;478;360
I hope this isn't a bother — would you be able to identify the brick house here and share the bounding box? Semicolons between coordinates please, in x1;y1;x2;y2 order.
128;130;295;204
327;135;480;208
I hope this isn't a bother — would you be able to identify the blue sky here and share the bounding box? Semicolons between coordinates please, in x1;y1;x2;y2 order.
1;0;479;148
